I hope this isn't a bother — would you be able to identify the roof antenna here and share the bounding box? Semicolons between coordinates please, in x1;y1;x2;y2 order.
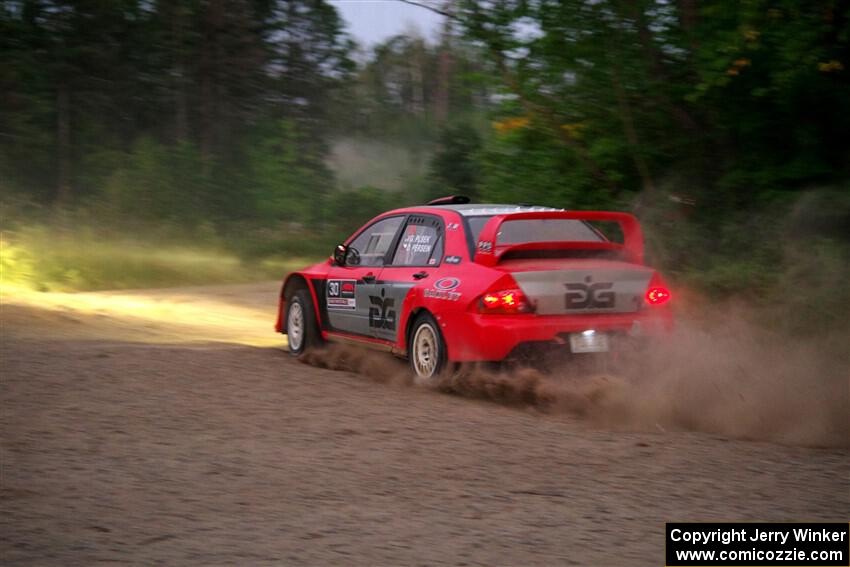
426;195;471;206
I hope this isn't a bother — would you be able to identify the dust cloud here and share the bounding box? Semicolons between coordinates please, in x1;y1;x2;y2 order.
301;307;849;448
301;343;412;387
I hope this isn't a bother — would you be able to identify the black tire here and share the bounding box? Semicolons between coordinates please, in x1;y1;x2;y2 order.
407;312;448;383
285;288;322;357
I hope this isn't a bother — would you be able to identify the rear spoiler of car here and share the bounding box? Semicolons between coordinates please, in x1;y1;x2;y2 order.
474;211;644;266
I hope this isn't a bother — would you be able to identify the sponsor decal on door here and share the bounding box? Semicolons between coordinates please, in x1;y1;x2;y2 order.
368;295;396;330
327;279;357;310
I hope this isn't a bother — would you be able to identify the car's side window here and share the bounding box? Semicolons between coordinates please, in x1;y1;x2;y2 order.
429;235;444;265
391;216;443;266
347;216;404;267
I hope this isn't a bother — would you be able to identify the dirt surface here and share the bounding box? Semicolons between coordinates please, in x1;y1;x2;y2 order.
2;282;848;566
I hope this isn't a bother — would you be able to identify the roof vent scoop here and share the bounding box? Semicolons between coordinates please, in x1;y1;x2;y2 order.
426;195;471;206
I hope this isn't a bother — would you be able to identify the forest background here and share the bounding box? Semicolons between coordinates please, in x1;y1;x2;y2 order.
2;0;848;334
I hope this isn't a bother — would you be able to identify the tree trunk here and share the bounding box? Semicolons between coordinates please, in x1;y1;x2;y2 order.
411;54;425;114
172;3;188;142
676;0;699;50
175;62;189;142
621;1;702;135
55;83;72;205
435;20;453;123
199;0;224;161
611;70;655;196
435;47;451;123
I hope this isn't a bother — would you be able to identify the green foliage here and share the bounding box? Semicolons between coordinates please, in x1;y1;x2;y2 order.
454;0;850;213
426;122;483;201
103;139;213;225
328;186;406;238
1;0;352;208
774;236;850;333
477;124;619;209
247;121;335;226
1;237;36;288
1;225;318;292
638;185;850;337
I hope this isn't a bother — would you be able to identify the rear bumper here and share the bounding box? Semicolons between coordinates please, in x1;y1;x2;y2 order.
440;309;672;362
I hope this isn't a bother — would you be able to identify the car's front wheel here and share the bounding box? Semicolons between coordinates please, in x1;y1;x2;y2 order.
408;312;448;384
285;288;321;356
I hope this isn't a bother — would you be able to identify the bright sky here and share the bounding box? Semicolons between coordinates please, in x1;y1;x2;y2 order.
329;0;446;47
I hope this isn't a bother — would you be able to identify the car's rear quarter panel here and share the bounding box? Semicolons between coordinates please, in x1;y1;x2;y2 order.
389;208;500;355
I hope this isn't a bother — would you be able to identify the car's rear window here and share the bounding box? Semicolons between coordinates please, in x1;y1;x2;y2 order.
466;216;603;245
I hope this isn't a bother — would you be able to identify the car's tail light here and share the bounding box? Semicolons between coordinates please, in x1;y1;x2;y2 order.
479;288;533;314
645;272;671;306
646;286;671;305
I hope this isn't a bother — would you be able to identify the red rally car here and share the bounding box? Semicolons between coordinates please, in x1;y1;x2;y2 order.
275;196;672;382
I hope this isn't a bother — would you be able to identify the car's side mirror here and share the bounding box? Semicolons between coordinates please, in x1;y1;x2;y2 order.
333;244;348;266
345;247;361;266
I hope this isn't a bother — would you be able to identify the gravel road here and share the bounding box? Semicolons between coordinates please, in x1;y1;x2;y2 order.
2;283;847;566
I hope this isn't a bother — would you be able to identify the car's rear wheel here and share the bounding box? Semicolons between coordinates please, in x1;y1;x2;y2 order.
285;288;321;356
408;312;448;384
